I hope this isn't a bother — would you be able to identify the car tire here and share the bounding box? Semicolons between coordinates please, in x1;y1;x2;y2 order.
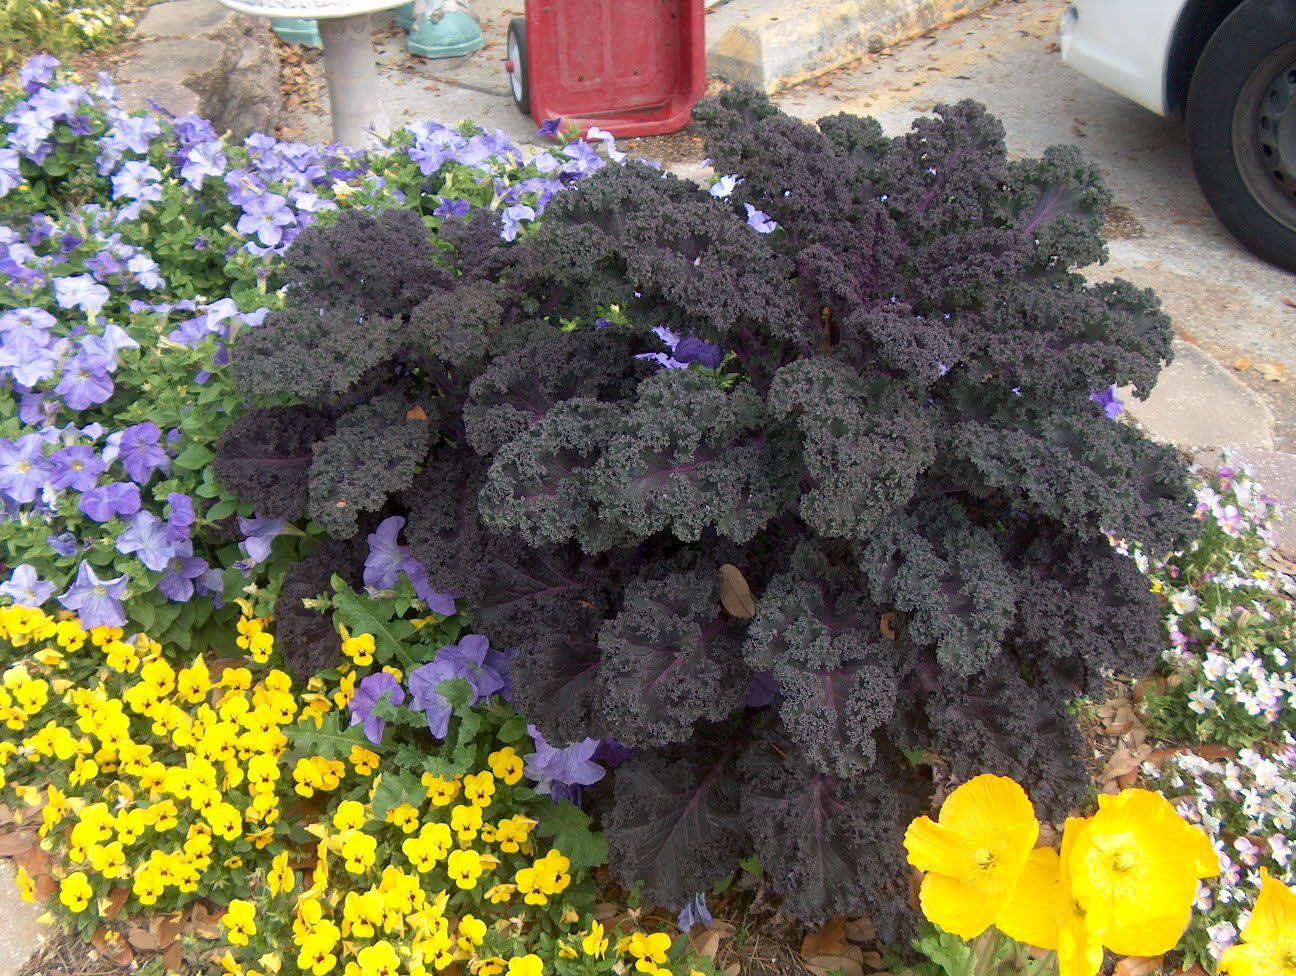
1187;0;1296;273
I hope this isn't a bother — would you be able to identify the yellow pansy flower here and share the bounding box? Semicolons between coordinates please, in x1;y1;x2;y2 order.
506;955;543;976
59;870;92;912
222;899;258;945
268;850;295;896
582;920;608;958
903;774;1039;939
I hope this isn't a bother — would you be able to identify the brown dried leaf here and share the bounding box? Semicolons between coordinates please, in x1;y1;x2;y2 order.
0;804;16;826
406;404;428;420
688;920;736;960
805;955;865;976
1283;297;1296;308
126;924;160;950
103;886;130;920
722;964;741;976
91;926;135;966
33;873;55;902
1132;677;1166;703
1262;551;1296;575
0;830;36;855
843;915;877;943
802;916;849;957
1200;744;1238;760
718;564;757;618
1100;743;1151;792
164;942;184;973
879;611;898;640
1102;701;1137;736
1113;956;1163;976
1257;362;1288;382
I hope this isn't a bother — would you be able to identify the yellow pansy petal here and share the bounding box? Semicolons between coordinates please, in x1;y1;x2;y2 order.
995;847;1061;951
920;871;1001;940
1101;909;1193;958
940;775;1038;839
1241;868;1296;947
904;817;969;874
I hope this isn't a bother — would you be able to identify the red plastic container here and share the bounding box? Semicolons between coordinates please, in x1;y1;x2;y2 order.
504;0;706;139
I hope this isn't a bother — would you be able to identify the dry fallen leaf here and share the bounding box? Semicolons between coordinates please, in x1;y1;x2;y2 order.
718;564;757;618
1099;743;1152;792
879;611;898;640
803;916;849;958
805;955;865;976
1234;358;1254;371
0;831;35;856
91;926;135;967
688;920;736;960
406;404;428;420
1282;297;1296;308
1113;955;1163;976
1257;362;1288;382
843;915;877;943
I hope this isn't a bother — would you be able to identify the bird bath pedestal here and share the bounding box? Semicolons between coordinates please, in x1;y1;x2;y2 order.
216;0;406;147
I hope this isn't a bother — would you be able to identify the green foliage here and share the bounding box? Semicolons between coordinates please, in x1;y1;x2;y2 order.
0;0;135;74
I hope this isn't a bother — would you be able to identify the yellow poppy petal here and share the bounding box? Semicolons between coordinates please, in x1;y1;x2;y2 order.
904;817;969;875
1057;912;1105;976
1101;908;1192;958
1218;943;1273;976
940;775;1038;840
920;871;1002;940
996;846;1061;950
1241;868;1296;947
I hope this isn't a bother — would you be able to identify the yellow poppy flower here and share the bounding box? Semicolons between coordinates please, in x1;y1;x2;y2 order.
996;817;1104;976
1067;789;1217;955
1218;868;1296;976
903;774;1039;939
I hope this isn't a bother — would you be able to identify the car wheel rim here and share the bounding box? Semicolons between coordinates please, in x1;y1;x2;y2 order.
508;33;523;102
1235;45;1296;233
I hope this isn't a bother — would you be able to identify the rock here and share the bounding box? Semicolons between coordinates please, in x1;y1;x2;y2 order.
0;860;43;976
115;81;201;118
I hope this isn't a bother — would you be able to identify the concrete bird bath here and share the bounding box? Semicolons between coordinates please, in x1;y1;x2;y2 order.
216;0;406;147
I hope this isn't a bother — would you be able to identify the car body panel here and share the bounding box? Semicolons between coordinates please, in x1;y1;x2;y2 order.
1060;0;1187;115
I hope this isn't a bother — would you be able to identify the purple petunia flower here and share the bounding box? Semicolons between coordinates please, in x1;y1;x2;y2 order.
538;117;563;138
0;564;56;607
0;148;22;197
116;510;176;571
744;670;780;708
54;350;114;410
433;196;471;220
53;274;109;315
1090;384;1125;419
402;560;457;616
19;55;59;94
408;634;507;739
47;445;105;492
78;481;141;522
364;515;409;590
46;532;78;557
237;515;284;565
164;492;196;543
523;726;606;796
156;540;208;602
678;893;713;932
236;193;295;247
179;141;227;189
744;203;778;234
0;434;50;503
57;562;128;629
110;160;162;202
0;332;62;388
672;336;725;369
105;422;168;484
709;174;742;198
500;204;536;242
349;672;406;744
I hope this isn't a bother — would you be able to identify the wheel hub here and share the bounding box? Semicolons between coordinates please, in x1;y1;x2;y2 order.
1257;61;1296;200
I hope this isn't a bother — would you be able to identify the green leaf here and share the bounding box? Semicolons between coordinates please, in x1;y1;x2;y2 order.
437;677;473;709
739;853;763;879
372;769;426;819
172;444;214;471
206;498;237;521
287;710;369;761
535;800;608;872
497;716;528;744
330;575;416;670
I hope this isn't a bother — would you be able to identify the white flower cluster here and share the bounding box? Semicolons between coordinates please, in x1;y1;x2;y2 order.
1145;741;1296;961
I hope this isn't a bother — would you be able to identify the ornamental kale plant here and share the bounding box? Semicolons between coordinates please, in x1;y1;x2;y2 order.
216;86;1197;940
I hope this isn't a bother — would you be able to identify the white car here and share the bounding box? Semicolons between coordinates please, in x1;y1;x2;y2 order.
1061;0;1296;272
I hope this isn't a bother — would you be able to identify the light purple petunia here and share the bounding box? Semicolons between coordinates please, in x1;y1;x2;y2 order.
57;562;128;629
54;350;114;410
408;635;507;739
237;515;285;565
364;515;409;589
677;893;713;933
164;492;196;543
105;422;168;484
0;332;62;387
156;540;208;602
0;564;56;607
115;510;175;571
500;204;536;242
523;726;606;796
744;203;778;234
1090;385;1125;419
47;445;105;492
78;481;141;522
110;160;162;202
0;148;22;197
709;174;742;198
236;193;295;247
53;274;109;315
349;672;406;744
18;55;59;94
0;434;50;503
179;141;227;189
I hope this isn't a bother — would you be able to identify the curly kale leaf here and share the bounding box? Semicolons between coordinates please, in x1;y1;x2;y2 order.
508;603;607;746
859;499;1016;677
606;736;749;909
593;370;788;546
273;534;368;677
768;359;934;538
740;739;926;939
1005;144;1111;270
464;328;652;455
212;405;336;521
308;394;431;537
596;566;749;748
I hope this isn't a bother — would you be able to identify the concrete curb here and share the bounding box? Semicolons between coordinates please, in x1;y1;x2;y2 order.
707;0;996;93
119;0;280;141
